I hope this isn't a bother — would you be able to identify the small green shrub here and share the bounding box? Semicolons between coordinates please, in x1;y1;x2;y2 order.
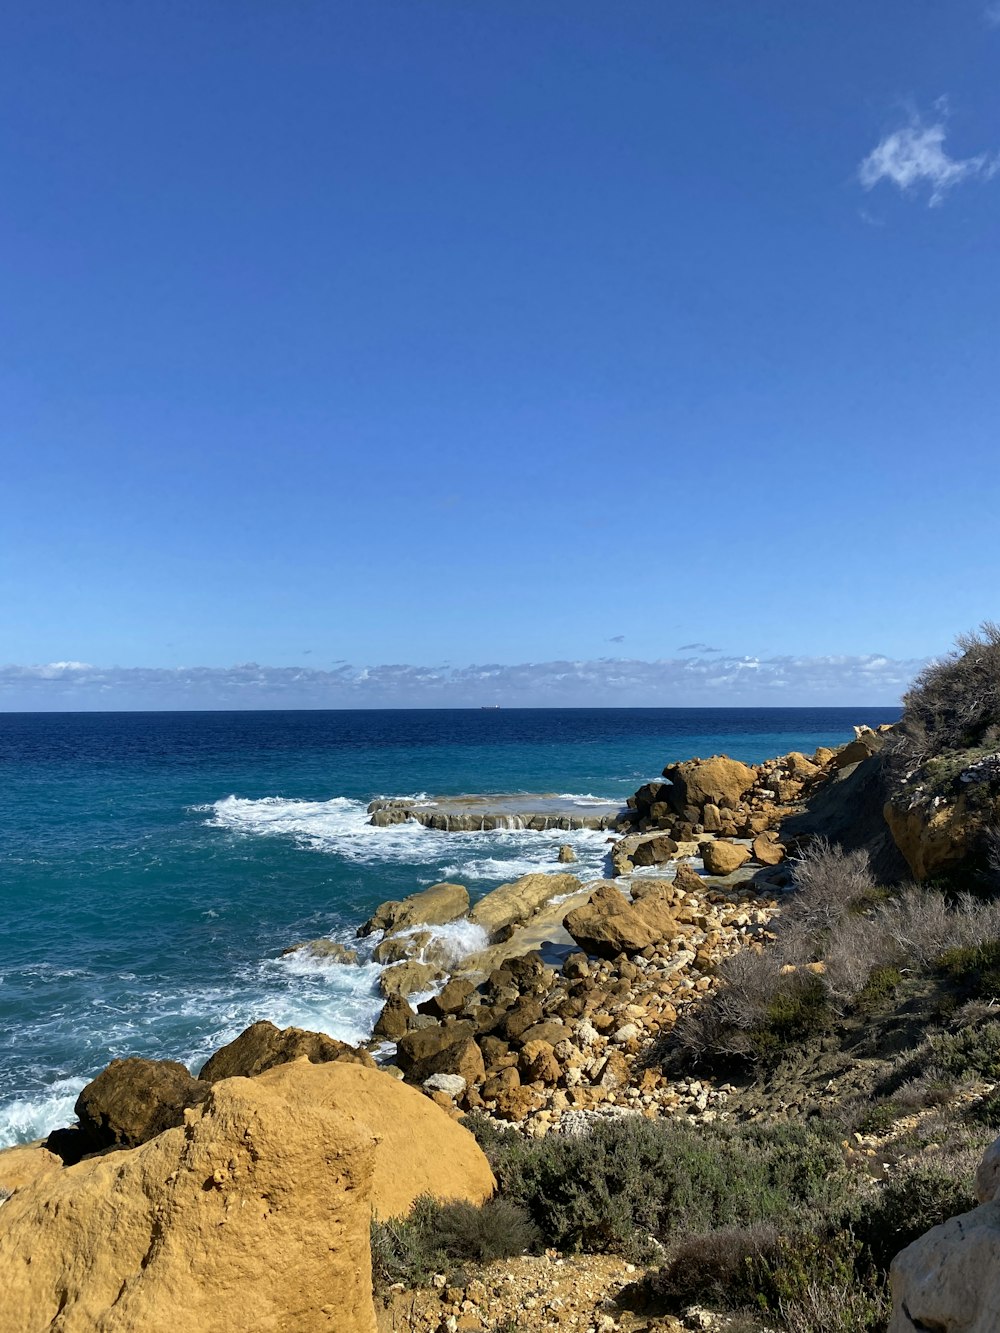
856;1101;900;1136
855;1162;976;1270
900;621;1000;754
640;1226;886;1331
937;941;1000;1001
370;1195;539;1293
854;966;902;1017
756;976;831;1053
640;1224;783;1311
465;1114;850;1259
966;1088;1000;1127
927;1021;1000;1081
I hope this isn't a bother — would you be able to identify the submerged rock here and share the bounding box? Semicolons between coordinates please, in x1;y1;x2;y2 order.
281;938;360;965
379;960;444;997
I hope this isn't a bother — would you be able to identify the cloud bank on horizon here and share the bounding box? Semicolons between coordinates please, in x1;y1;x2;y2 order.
0;654;926;711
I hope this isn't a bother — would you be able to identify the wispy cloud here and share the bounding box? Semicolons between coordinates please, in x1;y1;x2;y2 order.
859;104;999;206
986;2;1000;27
0;653;925;710
607;635;625;644
677;643;722;654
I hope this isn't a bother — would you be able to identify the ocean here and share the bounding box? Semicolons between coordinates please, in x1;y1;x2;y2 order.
0;706;899;1148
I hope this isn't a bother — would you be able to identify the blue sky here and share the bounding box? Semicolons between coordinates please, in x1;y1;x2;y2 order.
2;1;999;707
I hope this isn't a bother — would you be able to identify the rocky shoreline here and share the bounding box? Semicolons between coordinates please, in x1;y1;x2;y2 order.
277;728;890;1135
10;713;994;1333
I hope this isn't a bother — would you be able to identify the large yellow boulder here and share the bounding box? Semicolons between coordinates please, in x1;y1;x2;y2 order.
701;839;752;876
0;1061;494;1333
662;757;756;811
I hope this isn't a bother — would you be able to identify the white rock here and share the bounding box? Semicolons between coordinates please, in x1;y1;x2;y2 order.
422;1073;466;1098
575;1019;600;1047
612;1023;640;1045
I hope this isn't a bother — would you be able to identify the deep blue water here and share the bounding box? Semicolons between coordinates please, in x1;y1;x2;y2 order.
0;706;899;1145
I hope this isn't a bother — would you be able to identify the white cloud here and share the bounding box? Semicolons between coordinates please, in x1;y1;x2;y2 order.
859;107;999;206
986;2;1000;28
0;652;926;710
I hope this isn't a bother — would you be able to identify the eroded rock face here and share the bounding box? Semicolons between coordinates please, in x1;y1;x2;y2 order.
0;1062;496;1333
1;1065;379;1333
199;1020;374;1081
884;795;987;882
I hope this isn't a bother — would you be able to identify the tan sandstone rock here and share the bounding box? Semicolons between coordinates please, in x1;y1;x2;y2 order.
661;757;756;811
884;797;985;882
0;1143;62;1194
359;882;470;937
469;873;582;941
752;832;785;866
701;840;752;876
563;883;677;959
379;960;444;997
199;1020;374;1081
0;1062;494;1333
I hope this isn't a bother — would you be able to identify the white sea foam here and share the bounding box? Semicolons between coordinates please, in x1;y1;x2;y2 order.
0;1078;85;1148
386;918;489;967
205;794;615;882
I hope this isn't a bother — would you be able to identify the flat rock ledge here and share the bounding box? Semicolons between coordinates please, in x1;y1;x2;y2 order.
368;794;625;832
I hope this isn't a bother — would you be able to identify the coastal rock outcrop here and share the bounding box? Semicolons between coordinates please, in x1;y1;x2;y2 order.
199;1020;375;1081
0;1062;495;1333
662;757;757;813
889;1133;1000;1332
883;794;989;882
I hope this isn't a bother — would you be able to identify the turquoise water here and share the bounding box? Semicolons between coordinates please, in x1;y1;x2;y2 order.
0;706;898;1146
